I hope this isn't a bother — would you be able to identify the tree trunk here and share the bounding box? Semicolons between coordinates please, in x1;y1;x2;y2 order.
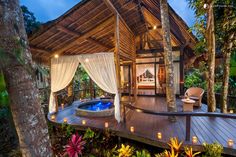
160;0;177;117
206;1;216;112
221;49;231;113
220;8;235;113
0;0;53;156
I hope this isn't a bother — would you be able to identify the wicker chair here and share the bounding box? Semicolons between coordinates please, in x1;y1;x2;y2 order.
184;87;204;107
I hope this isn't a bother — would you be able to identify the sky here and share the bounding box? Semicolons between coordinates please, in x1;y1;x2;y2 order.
19;0;196;27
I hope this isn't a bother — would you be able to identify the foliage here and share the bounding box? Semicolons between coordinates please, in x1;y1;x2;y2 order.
184;68;206;90
65;132;86;157
117;144;134;157
102;145;117;157
167;137;183;153
61;123;76;139
184;147;201;157
133;149;151;157
83;127;95;139
21;5;41;34
202;142;223;157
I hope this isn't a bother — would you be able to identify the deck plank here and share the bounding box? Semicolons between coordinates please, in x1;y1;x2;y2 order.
49;96;236;155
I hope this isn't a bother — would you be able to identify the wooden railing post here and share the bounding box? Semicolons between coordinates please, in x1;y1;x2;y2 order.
186;115;191;141
123;103;126;124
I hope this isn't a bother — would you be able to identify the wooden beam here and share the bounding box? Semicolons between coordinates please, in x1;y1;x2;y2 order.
136;46;180;54
57;25;113;49
103;0;134;35
86;37;113;49
50;16;114;57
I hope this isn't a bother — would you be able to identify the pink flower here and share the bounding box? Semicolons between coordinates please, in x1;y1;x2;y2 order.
65;133;86;157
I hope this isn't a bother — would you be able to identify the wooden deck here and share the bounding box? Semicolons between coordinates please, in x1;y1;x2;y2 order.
49;96;236;156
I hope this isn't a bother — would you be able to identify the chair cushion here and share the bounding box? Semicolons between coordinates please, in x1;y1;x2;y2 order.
189;96;199;100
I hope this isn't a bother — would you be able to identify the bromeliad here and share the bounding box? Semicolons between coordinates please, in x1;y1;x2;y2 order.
65;133;86;157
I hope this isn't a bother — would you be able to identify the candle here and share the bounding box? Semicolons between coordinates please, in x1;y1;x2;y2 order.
229;110;234;114
157;132;162;140
192;136;198;144
82;120;86;125
63;118;67;123
130;126;134;133
228;139;234;147
51;115;55;120
105;122;109;128
61;103;64;109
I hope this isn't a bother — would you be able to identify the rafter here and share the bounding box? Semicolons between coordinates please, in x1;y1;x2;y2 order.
50;17;114;57
57;25;113;50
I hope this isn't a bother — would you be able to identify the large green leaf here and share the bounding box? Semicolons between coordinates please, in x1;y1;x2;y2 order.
0;90;9;107
0;71;6;92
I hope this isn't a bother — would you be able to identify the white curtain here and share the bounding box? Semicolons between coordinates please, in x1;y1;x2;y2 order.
78;53;121;122
49;56;79;113
136;64;155;76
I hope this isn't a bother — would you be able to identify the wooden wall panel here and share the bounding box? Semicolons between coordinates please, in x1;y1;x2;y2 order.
119;18;136;61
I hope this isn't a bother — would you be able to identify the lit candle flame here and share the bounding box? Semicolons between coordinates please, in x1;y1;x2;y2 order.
157;132;162;140
105;122;109;128
192;136;198;144
130;126;134;133
228;139;234;147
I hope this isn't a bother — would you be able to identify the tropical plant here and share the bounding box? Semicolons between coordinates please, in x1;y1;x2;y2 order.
202;142;223;157
83;127;95;139
168;137;183;153
184;68;206;90
155;148;178;157
65;133;86;157
21;5;41;34
61;123;75;138
102;145;117;157
133;149;151;157
184;147;201;157
117;144;134;157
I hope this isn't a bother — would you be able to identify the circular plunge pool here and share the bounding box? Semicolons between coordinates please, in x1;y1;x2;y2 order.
75;100;114;117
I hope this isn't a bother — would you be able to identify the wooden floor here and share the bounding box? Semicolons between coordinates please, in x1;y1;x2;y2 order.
49;96;236;156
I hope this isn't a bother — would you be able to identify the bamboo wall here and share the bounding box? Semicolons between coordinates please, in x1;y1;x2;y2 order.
119;19;136;61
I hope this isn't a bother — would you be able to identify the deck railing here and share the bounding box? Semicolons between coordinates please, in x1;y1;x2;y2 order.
123;103;236;141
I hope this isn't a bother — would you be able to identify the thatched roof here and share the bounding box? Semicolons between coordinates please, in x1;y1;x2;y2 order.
29;0;197;63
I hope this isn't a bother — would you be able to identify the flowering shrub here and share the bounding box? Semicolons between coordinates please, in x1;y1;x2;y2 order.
117;144;134;157
65;133;86;157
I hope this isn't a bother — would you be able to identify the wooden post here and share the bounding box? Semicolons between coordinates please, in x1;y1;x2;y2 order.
180;47;184;95
132;61;137;102
114;14;122;121
186;115;191;141
89;78;93;100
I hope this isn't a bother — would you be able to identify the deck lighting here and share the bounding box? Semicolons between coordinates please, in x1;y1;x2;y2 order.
61;103;64;109
229;109;234;114
130;126;135;133
157;132;162;140
63;118;68;123
228;139;234;147
192;136;198;144
54;54;59;58
51;115;56;121
153;25;157;30
105;122;109;128
82;120;86;125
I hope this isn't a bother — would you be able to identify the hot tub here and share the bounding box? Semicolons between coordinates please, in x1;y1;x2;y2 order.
75;100;114;117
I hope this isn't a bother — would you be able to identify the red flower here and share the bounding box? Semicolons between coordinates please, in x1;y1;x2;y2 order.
65;133;86;157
